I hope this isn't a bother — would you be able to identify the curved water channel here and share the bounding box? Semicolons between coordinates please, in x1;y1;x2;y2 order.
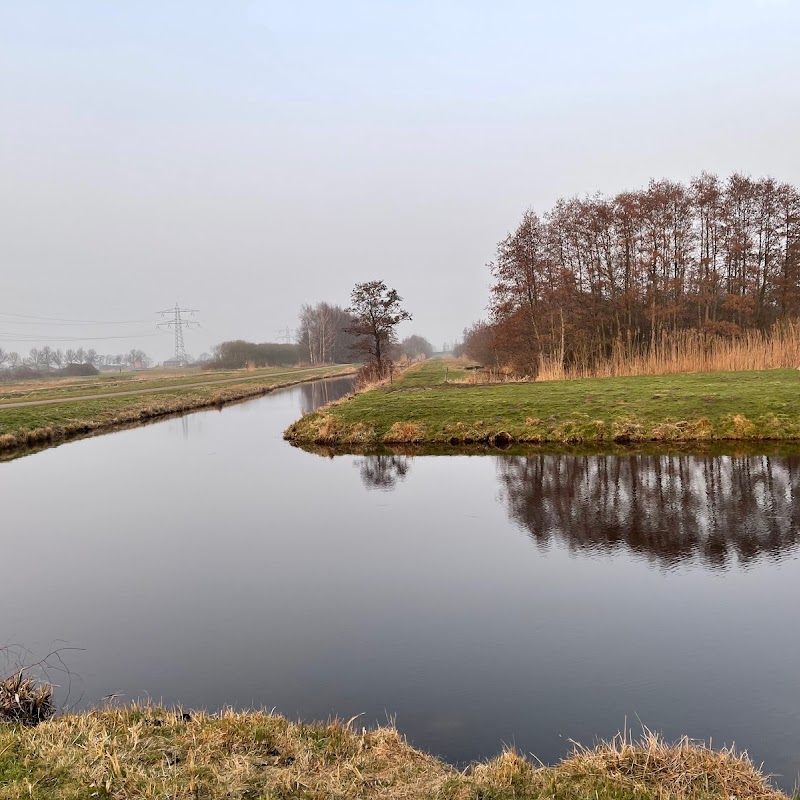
3;376;800;790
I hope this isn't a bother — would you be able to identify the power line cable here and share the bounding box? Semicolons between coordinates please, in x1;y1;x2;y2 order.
0;331;170;342
0;311;151;324
0;318;148;328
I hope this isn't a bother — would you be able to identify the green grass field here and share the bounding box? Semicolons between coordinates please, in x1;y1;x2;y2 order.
0;364;354;455
285;359;800;445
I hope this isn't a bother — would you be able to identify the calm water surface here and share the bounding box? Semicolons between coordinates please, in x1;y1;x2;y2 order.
2;377;799;790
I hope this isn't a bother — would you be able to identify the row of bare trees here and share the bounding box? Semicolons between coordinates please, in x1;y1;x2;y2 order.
297;303;359;364
297;291;427;367
463;172;800;374
0;346;151;373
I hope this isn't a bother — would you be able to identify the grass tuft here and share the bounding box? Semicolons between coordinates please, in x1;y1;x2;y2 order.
0;671;54;726
383;421;425;443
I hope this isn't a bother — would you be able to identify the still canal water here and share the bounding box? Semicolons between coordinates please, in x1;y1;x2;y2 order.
2;377;799;790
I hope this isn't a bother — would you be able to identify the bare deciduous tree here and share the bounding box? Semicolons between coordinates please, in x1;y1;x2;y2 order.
345;281;412;368
27;348;43;369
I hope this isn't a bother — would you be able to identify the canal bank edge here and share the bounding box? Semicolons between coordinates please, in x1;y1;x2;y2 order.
284;359;800;446
0;706;787;800
0;366;355;456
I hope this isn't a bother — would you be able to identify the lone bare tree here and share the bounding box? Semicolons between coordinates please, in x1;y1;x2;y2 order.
346;280;411;370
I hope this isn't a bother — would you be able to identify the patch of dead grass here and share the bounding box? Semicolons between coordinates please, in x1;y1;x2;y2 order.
0;710;787;800
557;729;784;800
727;413;756;437
383;422;424;443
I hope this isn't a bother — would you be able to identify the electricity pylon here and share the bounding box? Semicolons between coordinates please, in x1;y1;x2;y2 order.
157;303;199;364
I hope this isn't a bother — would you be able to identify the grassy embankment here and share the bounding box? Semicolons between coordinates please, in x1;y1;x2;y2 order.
0;367;256;404
0;706;789;800
0;364;354;454
284;359;800;446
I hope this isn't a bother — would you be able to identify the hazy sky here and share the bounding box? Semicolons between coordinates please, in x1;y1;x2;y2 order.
2;1;799;361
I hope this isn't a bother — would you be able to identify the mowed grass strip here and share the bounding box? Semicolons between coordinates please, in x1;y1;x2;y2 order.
0;706;787;800
285;359;800;445
0;365;354;453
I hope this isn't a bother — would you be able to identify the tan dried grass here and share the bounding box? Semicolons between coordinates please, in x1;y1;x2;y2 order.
537;322;800;381
0;709;788;799
559;729;784;800
383;422;424;443
0;671;54;725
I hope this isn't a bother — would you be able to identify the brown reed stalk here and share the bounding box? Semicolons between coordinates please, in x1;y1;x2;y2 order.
538;322;800;381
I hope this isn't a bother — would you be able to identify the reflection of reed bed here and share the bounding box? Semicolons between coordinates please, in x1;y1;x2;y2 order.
0;704;786;799
290;439;800;459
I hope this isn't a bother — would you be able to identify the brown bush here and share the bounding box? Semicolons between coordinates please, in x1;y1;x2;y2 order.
0;671;55;725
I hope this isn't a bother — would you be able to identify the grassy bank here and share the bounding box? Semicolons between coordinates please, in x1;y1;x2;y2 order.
0;706;788;800
0;365;354;455
284;359;800;446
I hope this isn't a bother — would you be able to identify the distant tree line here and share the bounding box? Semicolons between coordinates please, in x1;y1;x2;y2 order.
210;287;430;371
462;173;800;374
209;341;302;369
0;346;152;379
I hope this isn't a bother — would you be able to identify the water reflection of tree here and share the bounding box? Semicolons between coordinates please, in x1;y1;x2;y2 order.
299;378;353;415
356;456;411;490
497;454;800;568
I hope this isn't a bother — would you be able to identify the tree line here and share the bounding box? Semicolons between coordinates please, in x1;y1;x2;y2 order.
0;346;152;378
211;283;428;371
209;341;303;370
461;172;800;374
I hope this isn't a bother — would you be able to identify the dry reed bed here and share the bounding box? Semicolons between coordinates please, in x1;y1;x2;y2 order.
538;323;800;381
0;706;787;800
0;369;354;455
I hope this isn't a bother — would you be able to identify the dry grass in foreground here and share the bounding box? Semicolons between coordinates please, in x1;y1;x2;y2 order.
0;706;791;800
